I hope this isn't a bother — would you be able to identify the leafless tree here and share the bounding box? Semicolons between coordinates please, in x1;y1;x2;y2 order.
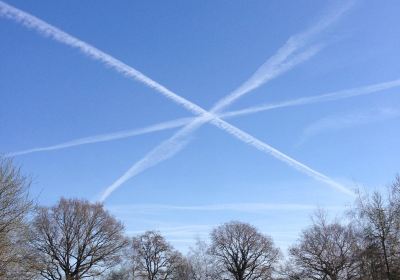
29;198;128;280
171;254;193;280
0;157;34;279
210;221;280;280
352;177;400;280
288;211;359;280
131;230;184;280
389;175;400;263
102;268;131;280
187;239;217;280
101;241;135;280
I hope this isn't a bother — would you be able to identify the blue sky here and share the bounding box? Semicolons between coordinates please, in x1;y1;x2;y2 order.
1;0;400;252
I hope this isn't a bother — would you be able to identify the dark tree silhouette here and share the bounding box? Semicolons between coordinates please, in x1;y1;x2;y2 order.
210;221;280;280
29;198;127;280
288;211;359;280
131;230;185;280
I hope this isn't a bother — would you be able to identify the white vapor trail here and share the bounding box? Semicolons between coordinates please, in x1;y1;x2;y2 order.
0;1;355;199
0;1;208;116
5;117;193;157
5;45;321;158
99;3;355;201
0;0;313;151
7;78;400;157
223;78;400;118
108;203;345;213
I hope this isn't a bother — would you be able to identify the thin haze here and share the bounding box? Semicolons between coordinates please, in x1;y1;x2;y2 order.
0;1;354;200
6;78;400;157
108;203;345;213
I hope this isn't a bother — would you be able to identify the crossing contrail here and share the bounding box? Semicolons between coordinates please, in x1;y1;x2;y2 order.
0;0;316;141
5;45;320;158
6;78;400;157
99;3;355;201
0;1;355;199
99;114;356;201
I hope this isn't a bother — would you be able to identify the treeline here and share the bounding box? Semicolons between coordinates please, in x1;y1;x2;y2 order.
0;157;399;280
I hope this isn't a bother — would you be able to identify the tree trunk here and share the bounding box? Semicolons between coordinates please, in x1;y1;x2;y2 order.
380;237;391;280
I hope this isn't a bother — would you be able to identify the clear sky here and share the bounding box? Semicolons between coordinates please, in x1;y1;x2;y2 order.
1;0;400;252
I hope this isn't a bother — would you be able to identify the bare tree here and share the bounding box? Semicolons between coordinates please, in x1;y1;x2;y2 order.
352;177;400;280
389;175;400;269
102;268;131;280
29;198;128;280
187;239;217;280
171;254;193;280
288;211;359;280
101;241;135;280
0;157;33;279
131;231;184;280
210;221;280;280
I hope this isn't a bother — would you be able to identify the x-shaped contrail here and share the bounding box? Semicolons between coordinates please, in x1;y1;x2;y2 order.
7;78;400;157
0;1;356;200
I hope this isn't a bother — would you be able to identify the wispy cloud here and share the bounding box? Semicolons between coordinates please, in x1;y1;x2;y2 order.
0;1;355;199
126;224;214;239
99;3;355;201
126;224;300;243
299;107;400;144
110;203;346;250
6;78;400;157
108;203;345;213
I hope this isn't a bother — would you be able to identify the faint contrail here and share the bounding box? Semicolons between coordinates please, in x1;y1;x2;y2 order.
299;107;400;144
108;203;345;213
99;3;355;201
223;78;400;118
5;117;193;157
7;78;400;157
0;1;355;199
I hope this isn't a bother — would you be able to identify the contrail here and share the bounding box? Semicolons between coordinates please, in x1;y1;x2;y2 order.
5;117;193;157
223;78;400;118
0;1;210;117
5;45;321;158
108;203;345;213
0;1;355;199
0;0;315;147
99;115;356;201
7;78;400;157
99;3;355;201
